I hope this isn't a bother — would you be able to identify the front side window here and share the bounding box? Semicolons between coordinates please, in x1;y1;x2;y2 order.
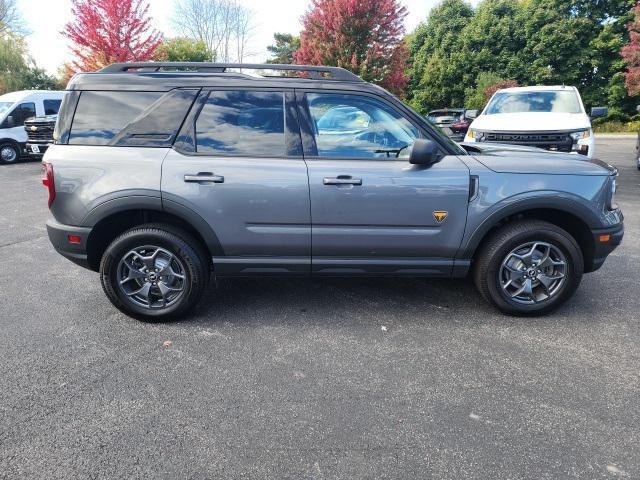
69;91;163;145
485;91;582;115
0;102;13;115
195;90;285;156
44;99;62;115
8;102;36;126
306;93;420;159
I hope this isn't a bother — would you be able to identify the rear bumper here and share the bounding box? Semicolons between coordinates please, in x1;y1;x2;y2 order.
46;218;93;270
587;222;624;273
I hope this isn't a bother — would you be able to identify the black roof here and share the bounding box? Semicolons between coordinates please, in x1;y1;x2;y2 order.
67;62;386;94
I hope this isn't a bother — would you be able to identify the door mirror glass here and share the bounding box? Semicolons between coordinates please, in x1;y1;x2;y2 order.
465;109;479;119
6;115;15;128
409;139;440;166
591;107;608;118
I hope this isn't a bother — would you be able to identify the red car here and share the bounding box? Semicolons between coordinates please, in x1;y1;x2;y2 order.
426;108;472;141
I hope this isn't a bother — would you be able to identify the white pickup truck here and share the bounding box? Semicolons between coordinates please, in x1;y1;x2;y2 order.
463;85;607;159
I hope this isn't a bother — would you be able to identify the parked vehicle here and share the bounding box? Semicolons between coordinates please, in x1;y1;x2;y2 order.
25;115;57;159
0;90;65;163
43;63;623;320
464;85;607;159
426;108;471;141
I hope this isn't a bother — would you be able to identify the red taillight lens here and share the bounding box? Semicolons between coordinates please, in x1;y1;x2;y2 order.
451;121;470;129
42;163;55;208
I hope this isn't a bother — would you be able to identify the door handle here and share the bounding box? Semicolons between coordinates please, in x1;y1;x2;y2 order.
184;173;224;183
323;176;362;186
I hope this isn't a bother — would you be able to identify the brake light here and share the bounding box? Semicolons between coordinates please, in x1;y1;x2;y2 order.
42;163;55;208
451;120;470;129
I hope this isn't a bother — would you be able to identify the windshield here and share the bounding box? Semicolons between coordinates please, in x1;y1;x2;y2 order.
485;91;582;115
427;110;464;122
0;102;14;115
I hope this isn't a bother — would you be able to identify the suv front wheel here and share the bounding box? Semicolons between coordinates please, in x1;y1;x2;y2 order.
473;220;584;315
100;224;210;321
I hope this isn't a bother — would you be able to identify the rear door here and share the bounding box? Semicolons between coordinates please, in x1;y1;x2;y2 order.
297;90;470;276
162;88;311;275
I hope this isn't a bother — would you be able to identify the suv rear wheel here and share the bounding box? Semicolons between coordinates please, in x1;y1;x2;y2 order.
473;220;584;315
100;224;209;321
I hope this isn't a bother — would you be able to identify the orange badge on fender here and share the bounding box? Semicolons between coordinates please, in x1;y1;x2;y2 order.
433;211;448;223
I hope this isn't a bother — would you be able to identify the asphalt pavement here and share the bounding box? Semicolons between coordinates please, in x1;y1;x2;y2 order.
0;137;638;479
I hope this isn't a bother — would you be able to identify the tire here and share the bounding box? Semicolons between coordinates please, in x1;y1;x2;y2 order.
100;224;210;321
0;142;20;164
473;220;584;316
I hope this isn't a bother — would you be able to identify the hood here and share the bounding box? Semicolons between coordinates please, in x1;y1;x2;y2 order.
25;115;58;123
470;112;591;132
460;142;615;176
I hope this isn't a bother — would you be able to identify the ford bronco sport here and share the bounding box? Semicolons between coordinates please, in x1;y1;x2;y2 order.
43;63;623;320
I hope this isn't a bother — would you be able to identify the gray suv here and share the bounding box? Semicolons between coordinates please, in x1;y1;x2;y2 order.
43;62;623;320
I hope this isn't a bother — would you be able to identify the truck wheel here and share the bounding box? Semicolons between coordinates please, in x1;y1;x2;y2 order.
100;224;210;321
0;142;20;164
473;220;584;316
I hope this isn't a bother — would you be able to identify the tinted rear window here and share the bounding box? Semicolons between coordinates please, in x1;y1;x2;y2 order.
69;91;163;145
195;91;285;156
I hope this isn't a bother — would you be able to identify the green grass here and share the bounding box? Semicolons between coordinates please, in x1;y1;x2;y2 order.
593;120;640;134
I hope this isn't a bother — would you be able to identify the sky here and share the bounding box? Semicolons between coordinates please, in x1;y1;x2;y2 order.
16;0;480;75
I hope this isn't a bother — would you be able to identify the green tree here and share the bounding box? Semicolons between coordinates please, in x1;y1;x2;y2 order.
407;0;474;112
520;0;633;110
0;33;27;93
18;66;62;90
266;33;300;64
153;37;214;62
407;0;635;114
464;72;509;110
0;34;61;94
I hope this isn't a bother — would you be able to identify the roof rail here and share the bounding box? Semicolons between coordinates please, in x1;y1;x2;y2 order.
99;62;363;82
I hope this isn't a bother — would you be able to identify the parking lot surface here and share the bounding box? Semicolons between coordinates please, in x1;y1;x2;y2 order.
0;138;638;479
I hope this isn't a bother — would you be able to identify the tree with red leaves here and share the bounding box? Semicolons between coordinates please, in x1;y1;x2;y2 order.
63;0;162;74
294;0;408;95
622;1;640;96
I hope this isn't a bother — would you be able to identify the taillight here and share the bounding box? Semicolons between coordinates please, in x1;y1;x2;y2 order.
42;163;55;208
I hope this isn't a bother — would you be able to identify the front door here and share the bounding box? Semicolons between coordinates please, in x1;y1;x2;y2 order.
298;91;470;276
162;89;311;275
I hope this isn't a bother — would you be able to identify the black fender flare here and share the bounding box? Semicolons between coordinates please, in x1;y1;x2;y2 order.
82;194;224;257
459;194;601;259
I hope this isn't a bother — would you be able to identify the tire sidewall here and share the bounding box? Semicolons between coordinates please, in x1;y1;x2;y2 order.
485;227;583;315
100;228;207;321
0;143;20;164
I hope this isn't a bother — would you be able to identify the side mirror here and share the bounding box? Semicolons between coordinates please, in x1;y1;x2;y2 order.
6;115;15;128
591;107;608;118
465;109;479;119
410;139;440;166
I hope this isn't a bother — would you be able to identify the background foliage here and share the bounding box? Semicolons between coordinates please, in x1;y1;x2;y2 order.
407;0;635;117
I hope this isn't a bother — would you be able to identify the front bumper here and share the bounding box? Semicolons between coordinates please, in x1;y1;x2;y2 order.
46;218;93;270
465;132;595;158
26;143;51;157
587;222;624;272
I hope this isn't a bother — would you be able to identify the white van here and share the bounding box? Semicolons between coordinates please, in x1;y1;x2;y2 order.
464;85;607;159
0;90;66;163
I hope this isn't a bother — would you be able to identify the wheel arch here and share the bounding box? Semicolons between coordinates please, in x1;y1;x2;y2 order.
463;201;598;273
85;204;222;271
